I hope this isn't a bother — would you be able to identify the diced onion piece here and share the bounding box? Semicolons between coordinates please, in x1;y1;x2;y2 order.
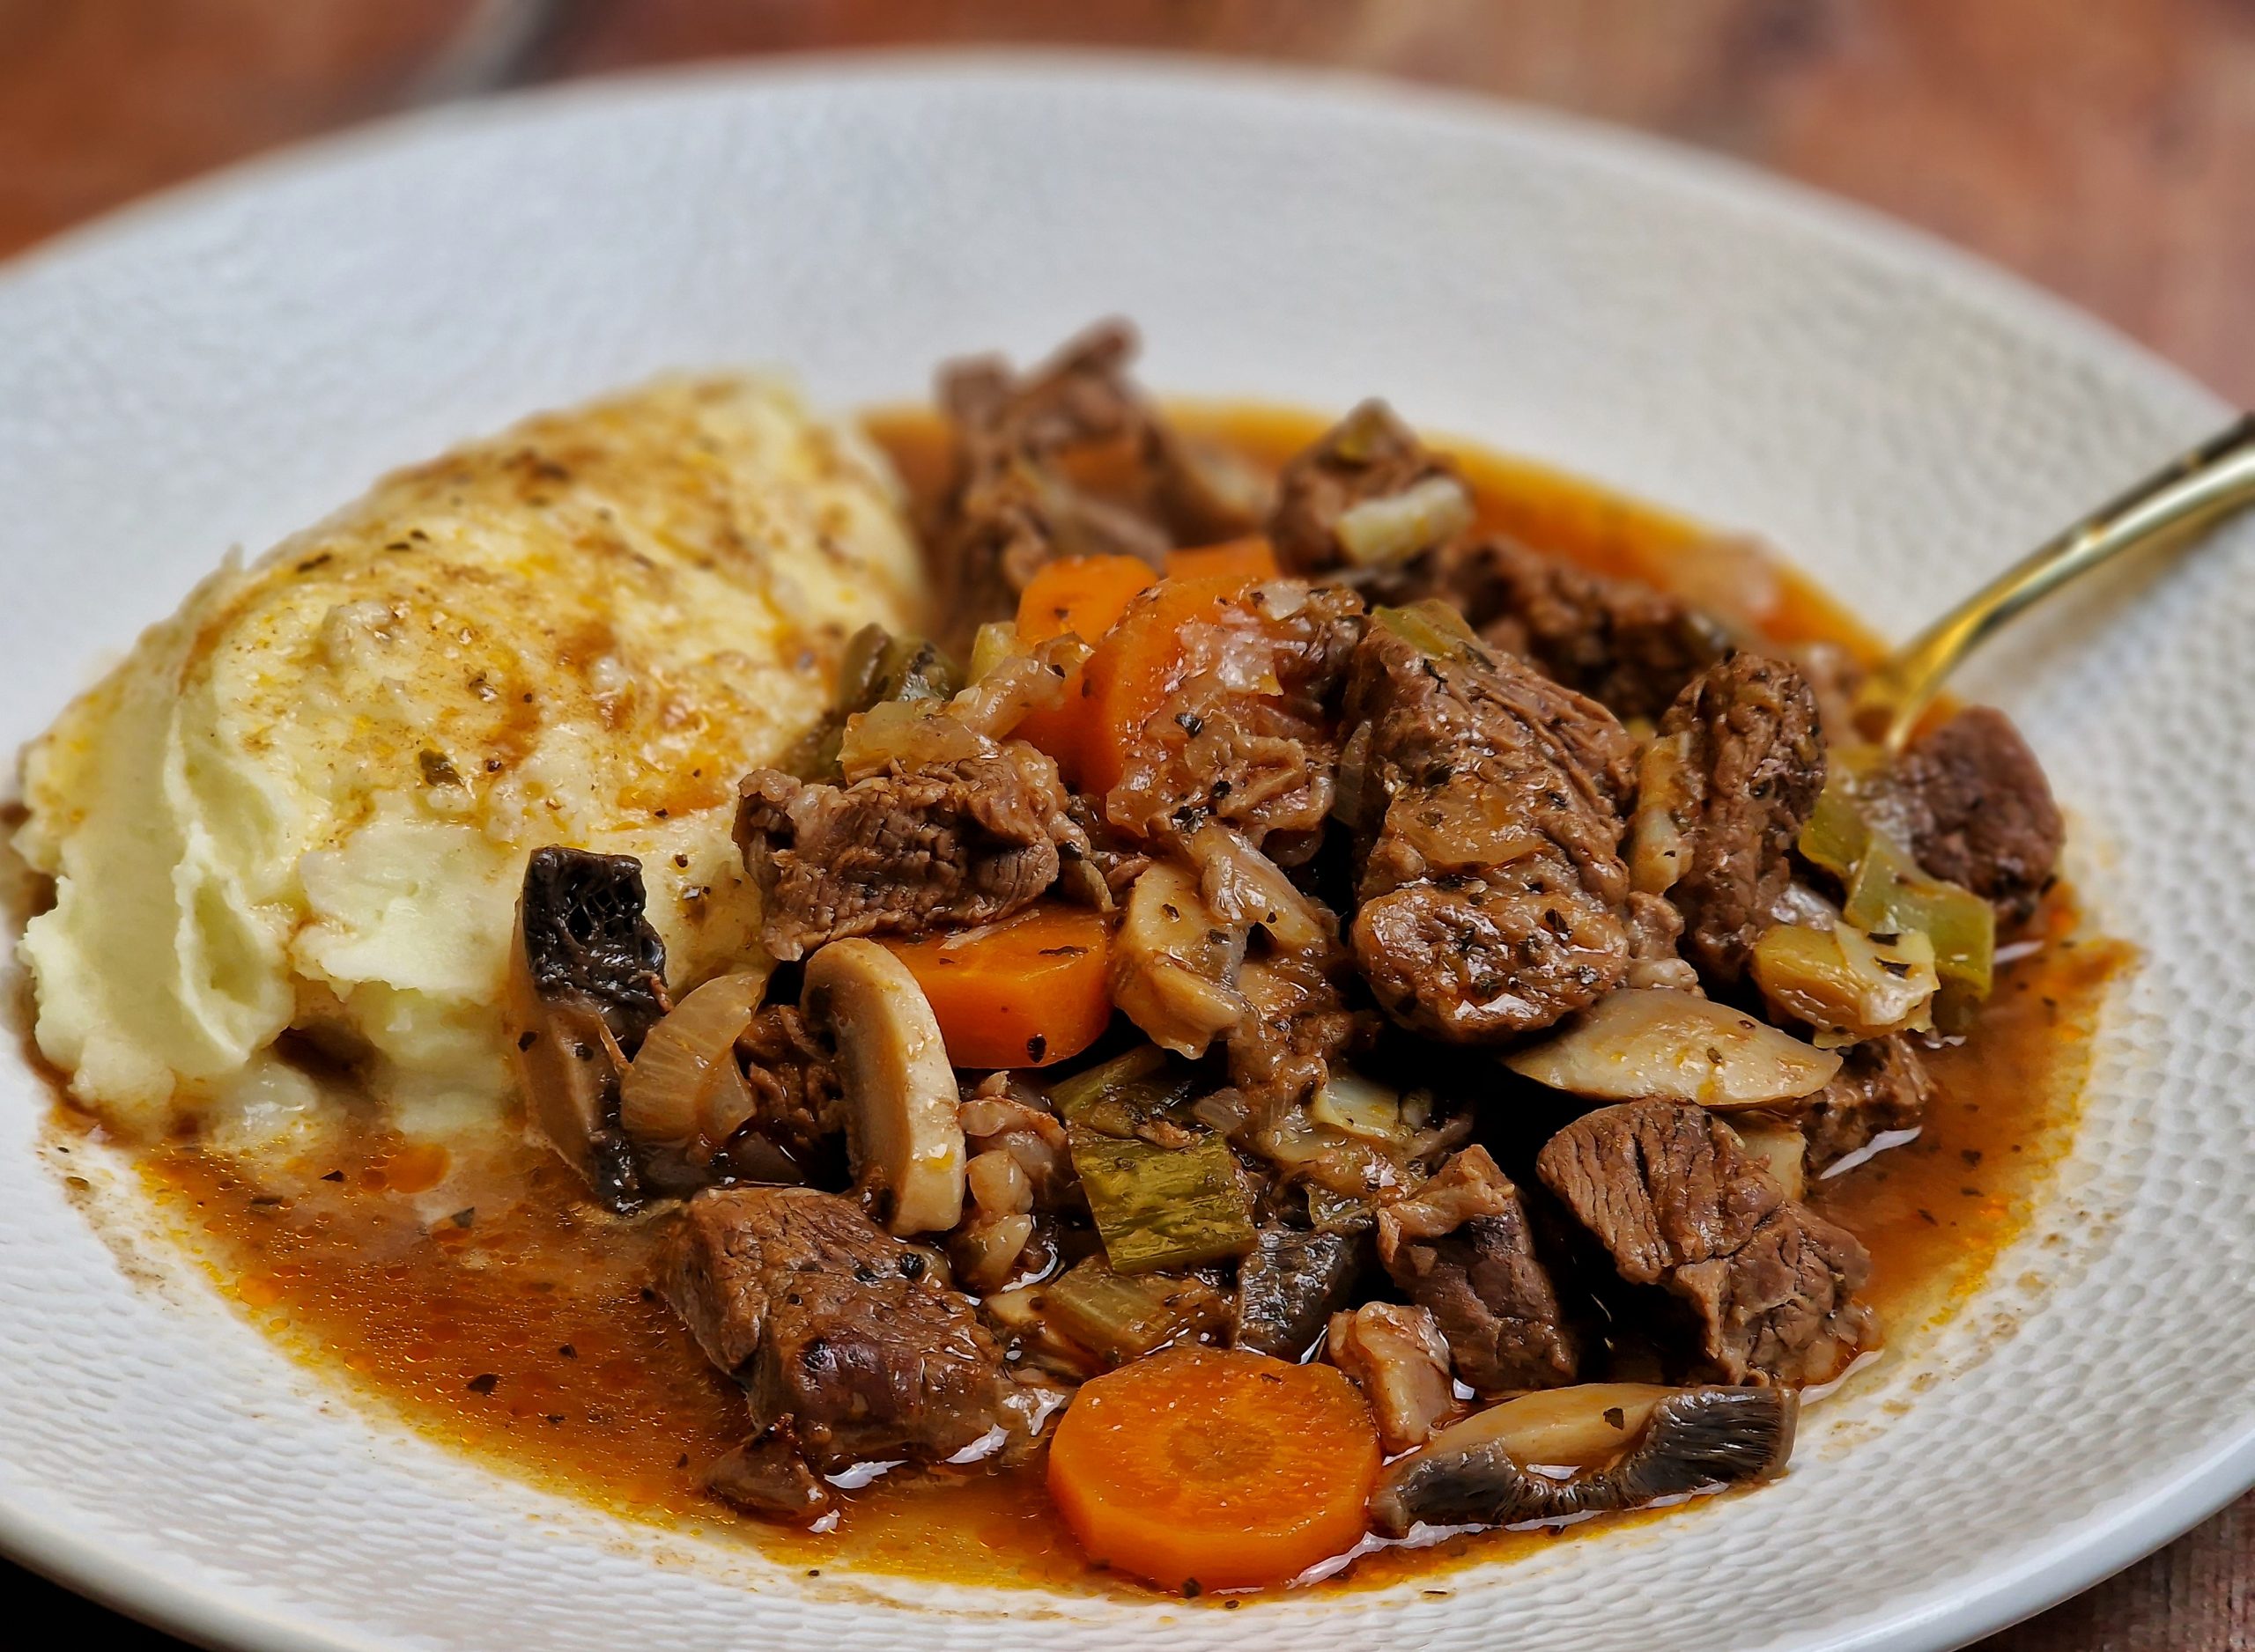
1751;922;1937;1046
836;697;985;777
1334;475;1475;566
1629;732;1694;896
968;620;1021;683
1311;1070;1407;1141
1504;986;1842;1108
619;972;768;1150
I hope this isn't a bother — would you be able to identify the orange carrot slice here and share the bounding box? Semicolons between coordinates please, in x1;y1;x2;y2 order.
879;903;1113;1069
1164;536;1279;584
1047;1345;1381;1592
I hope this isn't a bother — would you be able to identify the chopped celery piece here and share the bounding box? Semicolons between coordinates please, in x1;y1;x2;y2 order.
1797;778;1873;880
1750;921;1936;1045
1038;1257;1231;1365
1371;600;1481;662
1046;1045;1195;1139
1070;1125;1255;1273
1844;834;1995;999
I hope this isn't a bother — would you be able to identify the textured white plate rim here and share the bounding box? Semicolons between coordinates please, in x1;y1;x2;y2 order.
0;49;2242;1652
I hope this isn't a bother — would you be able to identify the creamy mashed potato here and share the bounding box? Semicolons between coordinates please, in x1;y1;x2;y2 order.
18;377;927;1146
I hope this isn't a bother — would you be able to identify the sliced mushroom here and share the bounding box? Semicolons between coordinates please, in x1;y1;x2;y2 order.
802;939;966;1235
1370;1384;1799;1536
1108;859;1247;1058
1504;986;1842;1109
504;846;671;1211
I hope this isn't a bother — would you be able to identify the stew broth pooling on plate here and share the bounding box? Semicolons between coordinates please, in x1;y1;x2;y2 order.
49;323;2111;1598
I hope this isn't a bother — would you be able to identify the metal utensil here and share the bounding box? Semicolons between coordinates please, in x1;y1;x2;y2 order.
1856;412;2255;750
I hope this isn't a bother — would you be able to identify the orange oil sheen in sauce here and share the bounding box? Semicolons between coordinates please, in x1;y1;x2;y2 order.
127;406;2126;1598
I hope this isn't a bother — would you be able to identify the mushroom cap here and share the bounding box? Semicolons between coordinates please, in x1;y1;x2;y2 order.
802;938;967;1235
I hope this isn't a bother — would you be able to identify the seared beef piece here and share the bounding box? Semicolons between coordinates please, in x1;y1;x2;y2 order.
1797;1033;1934;1172
932;323;1168;641
930;321;1270;647
736;746;1089;960
508;846;671;1212
730;1004;843;1169
1536;1102;1873;1385
1233;1226;1365;1358
1656;653;1828;982
1377;1147;1578;1392
1063;794;1152;904
1102;581;1365;863
1269;400;1466;575
1881;706;2064;922
1226;949;1368;1111
1341;610;1639;1042
705;1427;833;1523
1432;538;1730;722
662;1187;1009;1479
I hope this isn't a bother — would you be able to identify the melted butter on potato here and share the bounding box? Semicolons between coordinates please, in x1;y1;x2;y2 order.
17;376;928;1145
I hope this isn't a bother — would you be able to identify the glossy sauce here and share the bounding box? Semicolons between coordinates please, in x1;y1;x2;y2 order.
120;406;2127;1599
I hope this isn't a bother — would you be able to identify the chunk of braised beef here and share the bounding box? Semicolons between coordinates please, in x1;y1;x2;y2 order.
1268;400;1465;575
1377;1146;1578;1392
725;1004;844;1178
1882;706;2065;922
1797;1032;1934;1173
1232;1226;1366;1358
662;1186;1009;1493
929;321;1272;649
931;321;1169;643
1657;653;1828;983
1431;537;1730;722
735;746;1090;961
1341;610;1639;1042
507;846;671;1212
1535;1101;1873;1385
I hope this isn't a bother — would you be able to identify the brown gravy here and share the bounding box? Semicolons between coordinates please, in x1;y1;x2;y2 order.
117;406;2127;1598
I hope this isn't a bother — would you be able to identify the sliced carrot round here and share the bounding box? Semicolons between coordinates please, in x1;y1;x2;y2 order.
1164;535;1280;585
1047;1345;1380;1592
879;903;1113;1069
1014;554;1157;646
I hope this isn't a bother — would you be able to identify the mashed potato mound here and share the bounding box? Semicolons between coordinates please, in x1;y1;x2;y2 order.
18;377;928;1143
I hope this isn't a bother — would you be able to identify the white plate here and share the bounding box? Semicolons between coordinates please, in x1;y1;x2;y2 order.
0;53;2249;1652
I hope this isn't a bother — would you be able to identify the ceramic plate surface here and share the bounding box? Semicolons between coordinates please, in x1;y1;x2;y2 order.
0;53;2248;1652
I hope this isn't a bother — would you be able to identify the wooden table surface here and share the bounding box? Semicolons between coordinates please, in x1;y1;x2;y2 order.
0;3;2248;1648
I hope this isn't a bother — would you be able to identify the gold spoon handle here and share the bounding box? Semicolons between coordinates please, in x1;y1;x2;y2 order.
1858;411;2255;751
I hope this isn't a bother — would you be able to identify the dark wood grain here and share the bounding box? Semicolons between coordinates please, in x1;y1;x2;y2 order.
0;4;2250;1648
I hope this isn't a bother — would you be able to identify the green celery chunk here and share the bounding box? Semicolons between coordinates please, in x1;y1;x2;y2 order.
1844;833;1996;999
1047;1045;1195;1139
1797;777;1873;880
1038;1257;1230;1366
1070;1125;1256;1273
